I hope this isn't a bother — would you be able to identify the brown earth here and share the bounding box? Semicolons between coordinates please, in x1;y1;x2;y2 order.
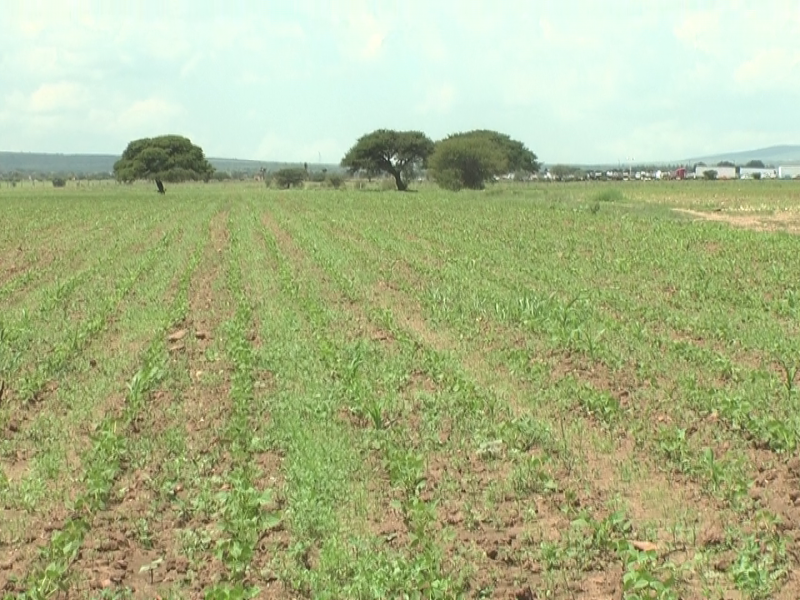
63;210;241;597
674;207;800;233
0;227;200;594
258;208;730;598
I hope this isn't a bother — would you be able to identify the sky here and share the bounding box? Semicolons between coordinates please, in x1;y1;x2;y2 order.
2;0;799;165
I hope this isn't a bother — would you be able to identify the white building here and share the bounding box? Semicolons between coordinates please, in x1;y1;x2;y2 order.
778;165;800;179
740;167;777;179
695;166;737;179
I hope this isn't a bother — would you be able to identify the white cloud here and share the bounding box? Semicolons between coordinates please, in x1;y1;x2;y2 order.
112;98;184;136
30;82;88;112
734;48;800;91
338;9;389;61
672;10;725;57
416;83;455;115
2;0;800;163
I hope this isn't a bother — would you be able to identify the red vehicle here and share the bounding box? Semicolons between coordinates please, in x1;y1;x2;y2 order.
674;167;686;180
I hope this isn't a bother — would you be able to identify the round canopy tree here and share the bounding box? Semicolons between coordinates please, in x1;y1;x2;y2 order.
341;129;434;191
428;135;507;191
113;135;214;183
429;130;539;190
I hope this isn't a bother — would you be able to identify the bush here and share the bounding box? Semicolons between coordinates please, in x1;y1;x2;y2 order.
703;170;718;181
326;173;345;189
595;188;623;203
273;167;307;189
52;178;67;188
752;172;762;180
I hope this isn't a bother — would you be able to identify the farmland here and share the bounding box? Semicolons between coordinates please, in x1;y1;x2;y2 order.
1;181;800;599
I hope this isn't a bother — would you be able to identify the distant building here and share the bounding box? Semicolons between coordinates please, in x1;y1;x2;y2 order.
695;166;737;179
740;167;776;179
778;165;800;179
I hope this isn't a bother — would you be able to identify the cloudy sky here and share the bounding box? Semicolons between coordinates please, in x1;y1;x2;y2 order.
2;0;799;164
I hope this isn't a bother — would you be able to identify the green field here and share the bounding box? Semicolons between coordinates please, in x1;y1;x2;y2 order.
1;181;800;600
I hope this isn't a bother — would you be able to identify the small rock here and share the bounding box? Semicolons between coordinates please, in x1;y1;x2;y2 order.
486;548;498;560
515;586;537;600
447;512;463;525
168;329;187;342
101;579;113;589
168;343;185;353
700;524;724;547
195;331;210;340
174;557;189;574
89;359;97;368
714;553;733;572
631;540;658;553
0;560;13;571
98;540;119;552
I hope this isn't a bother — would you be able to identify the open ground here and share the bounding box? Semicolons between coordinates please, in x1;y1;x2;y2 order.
1;180;800;599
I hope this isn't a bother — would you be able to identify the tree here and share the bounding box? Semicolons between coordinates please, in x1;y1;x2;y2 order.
341;129;434;191
752;172;762;180
717;161;735;167
549;164;583;181
443;130;539;174
427;135;507;191
113;135;214;183
273;167;307;189
745;159;765;168
703;169;718;180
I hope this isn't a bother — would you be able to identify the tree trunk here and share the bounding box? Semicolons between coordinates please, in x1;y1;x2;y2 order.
390;169;408;191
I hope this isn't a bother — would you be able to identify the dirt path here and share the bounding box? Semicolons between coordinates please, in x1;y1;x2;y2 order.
674;207;800;233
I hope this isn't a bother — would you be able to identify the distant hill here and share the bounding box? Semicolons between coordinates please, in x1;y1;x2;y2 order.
0;151;341;175
555;145;800;171
682;145;800;166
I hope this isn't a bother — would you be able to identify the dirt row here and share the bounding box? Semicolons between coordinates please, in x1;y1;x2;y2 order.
63;209;245;596
268;206;792;599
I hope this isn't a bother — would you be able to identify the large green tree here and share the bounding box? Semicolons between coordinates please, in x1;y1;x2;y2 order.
428;130;538;190
341;129;434;191
113;135;214;183
445;130;539;173
428;136;507;191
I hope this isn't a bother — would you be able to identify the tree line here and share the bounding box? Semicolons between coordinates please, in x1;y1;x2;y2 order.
110;129;539;192
340;129;538;191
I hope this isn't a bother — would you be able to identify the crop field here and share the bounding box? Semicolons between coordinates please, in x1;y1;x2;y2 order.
2;181;800;600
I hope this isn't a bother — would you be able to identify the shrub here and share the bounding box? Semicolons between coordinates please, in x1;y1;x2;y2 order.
52;178;67;188
326;173;345;189
273;167;307;189
703;170;718;181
